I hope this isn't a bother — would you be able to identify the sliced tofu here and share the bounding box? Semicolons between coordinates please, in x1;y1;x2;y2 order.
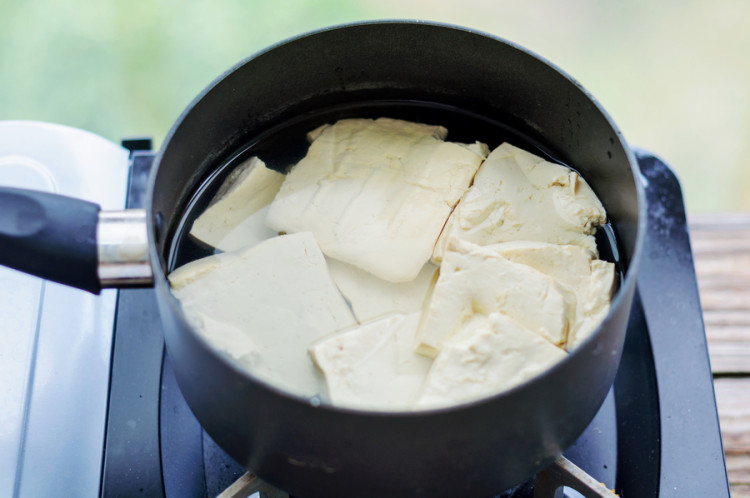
415;313;567;410
189;156;284;251
169;232;357;397
266;117;488;283
433;142;606;263
326;258;438;323
310;312;432;411
208;204;278;252
484;241;615;349
183;312;260;365
169;251;237;290
566;259;615;350
415;239;573;357
486;241;595;288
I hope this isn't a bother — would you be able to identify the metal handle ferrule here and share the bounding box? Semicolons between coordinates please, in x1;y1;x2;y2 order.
97;209;154;287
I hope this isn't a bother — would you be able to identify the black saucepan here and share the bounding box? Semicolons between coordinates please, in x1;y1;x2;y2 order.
0;21;645;497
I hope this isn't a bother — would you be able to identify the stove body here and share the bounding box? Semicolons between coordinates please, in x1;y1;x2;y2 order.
0;123;730;497
0;122;129;498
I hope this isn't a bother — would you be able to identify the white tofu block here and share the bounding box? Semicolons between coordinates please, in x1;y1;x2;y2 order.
266;117;488;283
566;259;615;350
169;251;237;290
184;312;259;363
415;313;567;409
211;205;278;252
189;156;284;251
416;240;573;357
169;232;357;398
326;258;438;323
310;312;432;411
433;142;606;263
485;241;615;350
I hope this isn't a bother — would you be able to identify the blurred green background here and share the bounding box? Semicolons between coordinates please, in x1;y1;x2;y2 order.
2;0;748;211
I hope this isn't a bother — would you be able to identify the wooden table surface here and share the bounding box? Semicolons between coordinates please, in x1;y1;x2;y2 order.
690;213;750;498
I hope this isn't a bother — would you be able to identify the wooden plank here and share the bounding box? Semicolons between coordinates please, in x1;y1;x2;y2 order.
692;238;750;256
689;212;750;229
714;378;750;495
707;346;750;375
690;217;750;375
714;379;750;450
704;310;750;329
699;314;750;374
694;259;750;278
701;292;750;314
689;216;750;253
704;316;750;374
690;215;750;495
727;454;750;483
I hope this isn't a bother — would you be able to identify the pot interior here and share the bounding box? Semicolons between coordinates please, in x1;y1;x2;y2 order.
150;22;641;280
166;99;625;285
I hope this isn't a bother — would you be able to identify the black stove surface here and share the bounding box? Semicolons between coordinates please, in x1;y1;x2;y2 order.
100;146;730;498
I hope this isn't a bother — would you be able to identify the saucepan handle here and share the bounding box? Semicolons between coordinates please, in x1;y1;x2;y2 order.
0;186;154;294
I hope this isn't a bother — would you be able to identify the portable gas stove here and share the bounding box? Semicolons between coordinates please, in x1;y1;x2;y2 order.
0;122;731;497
